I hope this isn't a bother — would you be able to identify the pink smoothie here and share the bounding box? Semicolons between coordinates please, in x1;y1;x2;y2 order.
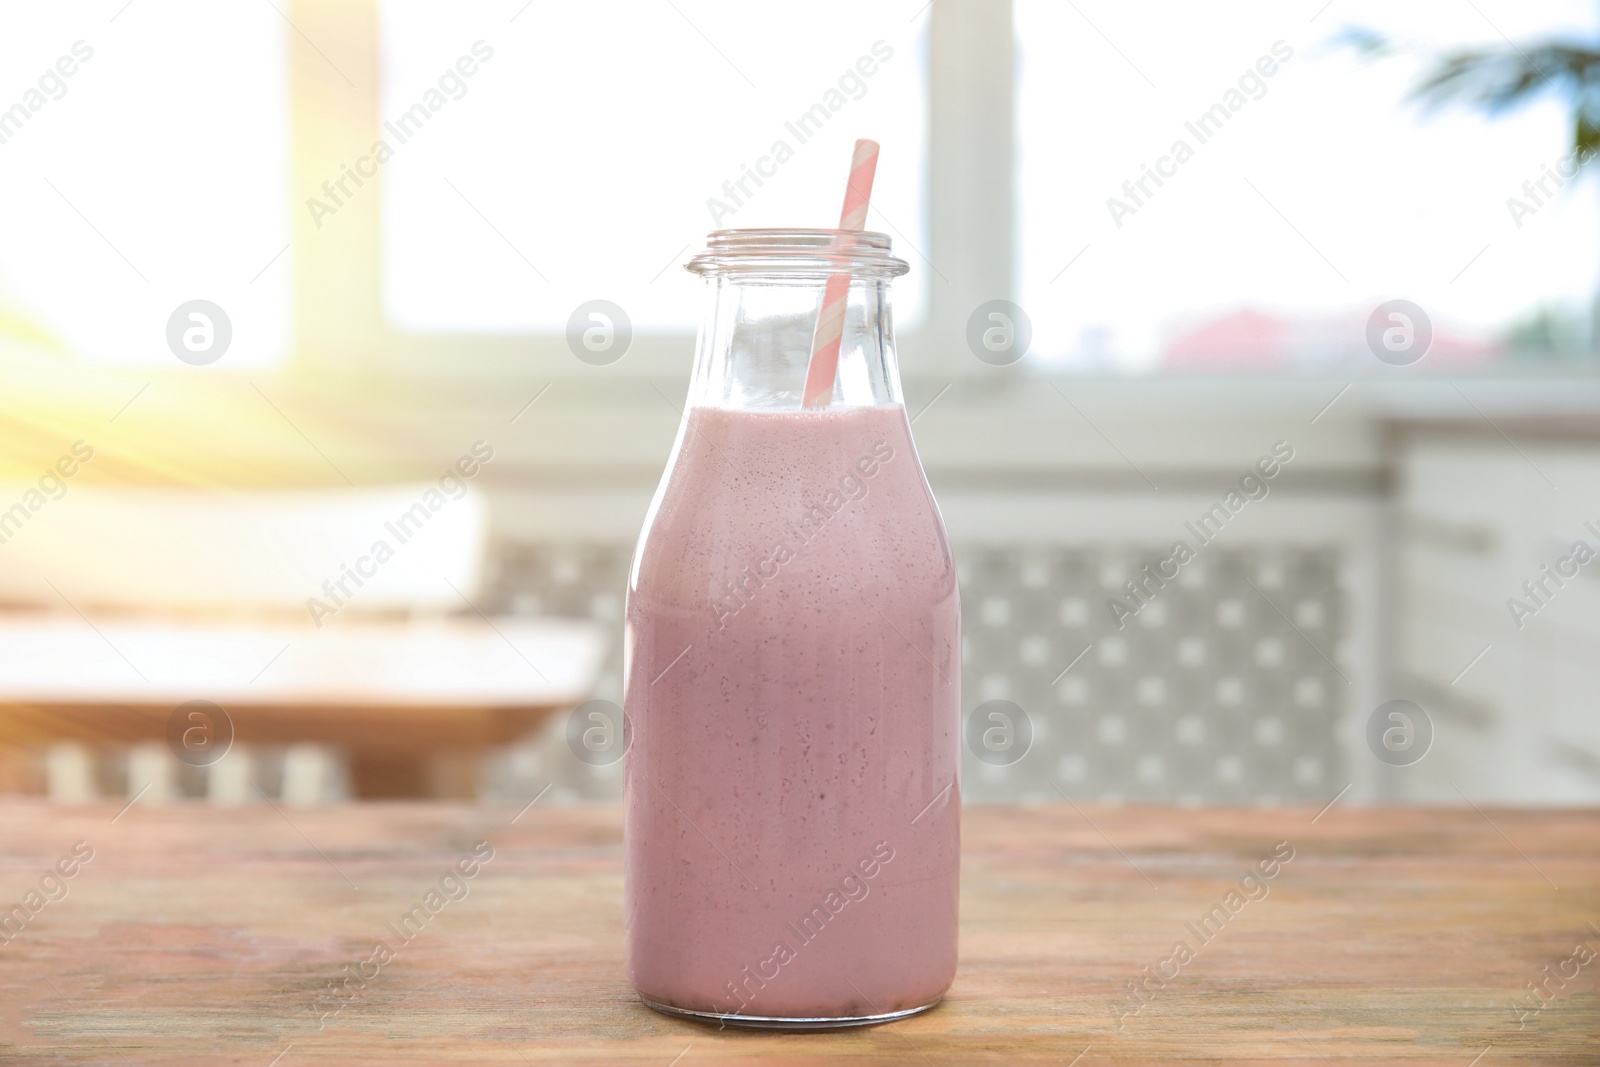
624;402;961;1021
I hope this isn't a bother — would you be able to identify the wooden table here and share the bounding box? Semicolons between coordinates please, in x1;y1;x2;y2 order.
0;802;1595;1064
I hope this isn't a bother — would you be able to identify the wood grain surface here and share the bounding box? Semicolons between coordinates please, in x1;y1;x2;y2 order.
0;801;1595;1064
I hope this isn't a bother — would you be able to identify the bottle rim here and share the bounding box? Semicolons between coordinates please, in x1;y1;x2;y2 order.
685;228;910;279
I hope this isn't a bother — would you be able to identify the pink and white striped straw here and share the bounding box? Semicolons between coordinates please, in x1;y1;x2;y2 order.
801;139;880;408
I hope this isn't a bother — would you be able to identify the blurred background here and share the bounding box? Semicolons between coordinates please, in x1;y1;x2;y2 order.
1;0;1597;808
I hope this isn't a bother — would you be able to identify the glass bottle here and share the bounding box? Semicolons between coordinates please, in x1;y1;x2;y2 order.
624;229;960;1028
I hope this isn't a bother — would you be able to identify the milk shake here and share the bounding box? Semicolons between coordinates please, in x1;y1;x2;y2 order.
623;228;959;1027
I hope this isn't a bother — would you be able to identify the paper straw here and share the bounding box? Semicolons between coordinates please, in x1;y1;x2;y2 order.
801;139;880;408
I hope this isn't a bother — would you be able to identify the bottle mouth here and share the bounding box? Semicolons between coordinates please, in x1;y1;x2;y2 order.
685;228;910;279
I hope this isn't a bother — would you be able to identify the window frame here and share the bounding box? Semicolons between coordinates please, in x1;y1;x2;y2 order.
282;0;1015;392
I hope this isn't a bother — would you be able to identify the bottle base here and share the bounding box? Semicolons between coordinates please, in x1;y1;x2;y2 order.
641;995;941;1031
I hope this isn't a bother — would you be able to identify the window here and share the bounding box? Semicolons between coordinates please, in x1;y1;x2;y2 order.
0;1;290;368
1016;0;1600;372
378;0;930;334
13;2;1590;381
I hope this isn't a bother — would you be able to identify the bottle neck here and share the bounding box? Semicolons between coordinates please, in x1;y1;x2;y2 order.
687;274;904;411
